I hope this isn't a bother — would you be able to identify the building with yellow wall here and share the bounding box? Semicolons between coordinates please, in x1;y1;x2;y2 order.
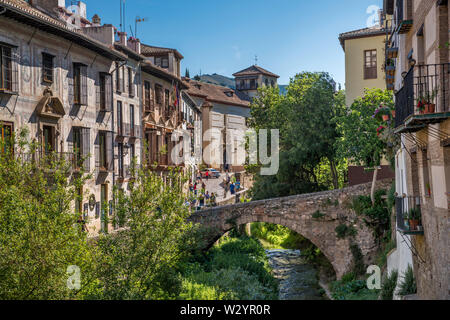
339;26;387;107
339;25;395;186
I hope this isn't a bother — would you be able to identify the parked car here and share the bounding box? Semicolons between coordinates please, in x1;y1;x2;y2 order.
200;168;220;179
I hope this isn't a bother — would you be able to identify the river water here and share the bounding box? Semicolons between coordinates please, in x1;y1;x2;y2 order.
266;249;325;300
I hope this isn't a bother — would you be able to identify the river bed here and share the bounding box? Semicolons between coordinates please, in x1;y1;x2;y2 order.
266;249;325;300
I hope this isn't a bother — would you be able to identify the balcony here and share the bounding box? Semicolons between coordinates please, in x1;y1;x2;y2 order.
236;83;258;91
395;196;424;235
395;63;450;133
18;151;79;170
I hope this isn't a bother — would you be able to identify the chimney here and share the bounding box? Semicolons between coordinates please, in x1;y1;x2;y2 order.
117;31;127;46
127;37;141;54
77;1;87;19
92;14;101;26
30;0;65;13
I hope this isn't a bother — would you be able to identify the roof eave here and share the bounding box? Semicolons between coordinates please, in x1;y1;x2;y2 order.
0;3;127;61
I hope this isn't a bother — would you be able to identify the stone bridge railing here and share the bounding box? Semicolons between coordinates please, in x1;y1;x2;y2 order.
189;179;393;279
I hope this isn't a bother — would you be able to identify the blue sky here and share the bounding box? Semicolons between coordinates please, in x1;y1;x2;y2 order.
78;0;383;86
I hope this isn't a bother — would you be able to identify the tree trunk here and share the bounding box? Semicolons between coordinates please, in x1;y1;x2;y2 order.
329;158;339;190
371;167;379;205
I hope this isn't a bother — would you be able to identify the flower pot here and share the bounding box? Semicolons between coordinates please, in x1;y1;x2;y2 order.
424;104;436;114
382;114;390;121
409;219;419;231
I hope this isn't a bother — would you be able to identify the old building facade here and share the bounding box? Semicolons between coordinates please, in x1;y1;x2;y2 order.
383;0;449;300
233;65;279;99
339;20;396;186
183;78;251;172
0;0;129;234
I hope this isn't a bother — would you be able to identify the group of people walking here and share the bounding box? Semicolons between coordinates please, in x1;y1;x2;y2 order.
187;179;217;210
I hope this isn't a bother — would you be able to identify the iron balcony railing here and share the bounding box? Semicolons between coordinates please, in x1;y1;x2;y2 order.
395;196;424;235
395;63;450;128
17;151;80;170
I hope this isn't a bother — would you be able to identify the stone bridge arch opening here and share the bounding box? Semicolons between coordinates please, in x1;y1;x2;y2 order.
189;180;393;279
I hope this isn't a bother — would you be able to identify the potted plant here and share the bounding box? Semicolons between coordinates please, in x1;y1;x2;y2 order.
417;89;438;114
407;207;421;231
373;106;391;122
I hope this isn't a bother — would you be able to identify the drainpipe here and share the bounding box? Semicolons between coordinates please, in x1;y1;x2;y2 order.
111;62;116;213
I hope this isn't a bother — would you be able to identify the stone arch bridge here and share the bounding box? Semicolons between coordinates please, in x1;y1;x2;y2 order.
189;180;392;279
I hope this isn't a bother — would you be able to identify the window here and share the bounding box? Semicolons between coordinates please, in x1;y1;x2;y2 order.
100;184;108;233
73;63;87;105
265;78;269;87
161;57;169;69
43;125;56;155
144;81;152;111
250;79;256;89
0;122;13;155
73;127;82;168
364;49;377;79
98;131;108;170
128;67;135;97
165;89;170;108
0;45;17;92
117;101;123;136
130;143;135;163
130;105;135;136
99;73;112;111
73;127;90;170
155;84;163;105
115;62;123;93
118;143;124;178
42;53;54;84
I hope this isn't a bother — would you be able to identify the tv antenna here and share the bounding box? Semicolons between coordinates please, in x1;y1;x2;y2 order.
135;16;148;39
254;55;258;65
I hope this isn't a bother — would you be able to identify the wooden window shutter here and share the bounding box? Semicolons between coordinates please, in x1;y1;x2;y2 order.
68;64;74;105
120;66;124;93
129;68;135;97
11;48;18;93
105;74;112;112
95;73;100;111
106;131;113;171
81;128;90;171
80;65;88;105
95;134;100;169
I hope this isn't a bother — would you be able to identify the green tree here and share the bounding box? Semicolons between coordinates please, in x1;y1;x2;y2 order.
0;128;97;299
89;167;198;300
337;88;395;203
185;68;190;78
248;72;346;200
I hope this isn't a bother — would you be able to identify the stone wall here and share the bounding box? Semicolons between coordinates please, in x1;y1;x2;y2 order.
190;179;393;279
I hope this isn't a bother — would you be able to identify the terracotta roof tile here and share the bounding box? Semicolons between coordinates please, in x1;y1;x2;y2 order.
233;65;279;78
183;78;251;108
338;26;386;50
141;43;184;59
0;0;125;60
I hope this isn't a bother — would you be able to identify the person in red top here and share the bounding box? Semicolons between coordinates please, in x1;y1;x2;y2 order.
205;170;209;180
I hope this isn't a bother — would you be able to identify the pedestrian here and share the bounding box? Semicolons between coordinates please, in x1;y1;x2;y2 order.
205;191;210;206
230;182;235;195
211;193;217;206
199;192;205;207
194;182;198;196
236;180;241;191
202;182;206;190
205;170;209;180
